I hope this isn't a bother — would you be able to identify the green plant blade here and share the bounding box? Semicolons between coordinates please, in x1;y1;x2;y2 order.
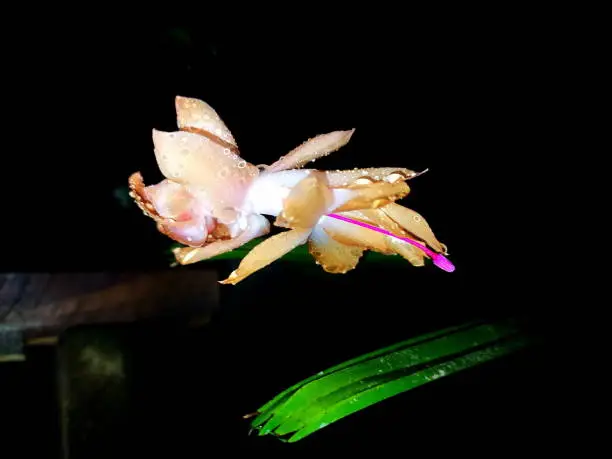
286;334;529;442
249;320;479;428
249;319;531;442
256;320;520;435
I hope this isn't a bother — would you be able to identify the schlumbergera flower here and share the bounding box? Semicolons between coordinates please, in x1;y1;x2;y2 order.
129;96;449;285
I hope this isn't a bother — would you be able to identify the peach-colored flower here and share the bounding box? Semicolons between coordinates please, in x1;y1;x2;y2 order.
130;96;448;284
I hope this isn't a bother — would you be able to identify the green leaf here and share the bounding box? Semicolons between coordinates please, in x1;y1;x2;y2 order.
248;319;531;443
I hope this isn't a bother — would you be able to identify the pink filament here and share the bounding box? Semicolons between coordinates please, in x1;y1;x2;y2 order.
326;213;455;273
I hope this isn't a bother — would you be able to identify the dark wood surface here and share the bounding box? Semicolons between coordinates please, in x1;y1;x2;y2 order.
0;270;219;342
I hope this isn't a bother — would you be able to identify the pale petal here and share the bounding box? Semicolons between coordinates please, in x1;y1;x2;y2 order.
219;228;312;285
243;169;311;216
174;214;270;264
318;213;428;266
157;219;209;247
337;208;427;266
175;96;237;148
386;238;426;266
264;129;355;172
318;216;392;254
152;129;258;211
275;171;333;229
129;172;164;223
341;208;406;235
380;203;447;253
331;181;410;212
308;225;364;273
144;179;197;220
325;168;419;187
129;172;211;246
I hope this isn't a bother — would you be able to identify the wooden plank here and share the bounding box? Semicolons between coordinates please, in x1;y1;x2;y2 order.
1;270;219;341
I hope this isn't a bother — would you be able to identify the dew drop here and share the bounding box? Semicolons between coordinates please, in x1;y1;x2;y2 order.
413;215;422;222
237;160;247;169
218;167;230;179
168;133;175;139
223;148;230;155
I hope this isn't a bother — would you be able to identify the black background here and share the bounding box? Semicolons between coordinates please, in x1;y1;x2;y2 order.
0;15;566;456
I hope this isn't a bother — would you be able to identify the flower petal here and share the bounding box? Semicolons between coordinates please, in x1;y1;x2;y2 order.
386;238;426;266
175;96;238;149
129;172;164;222
340;208;406;235
144;179;199;220
331;181;410;212
337;209;427;266
318;216;392;254
219;228;312;285
129;172;212;246
152;129;258;211
265;129;355;173
157;219;209;247
275;171;333;229
174;214;270;264
308;225;364;273
380;203;447;253
325;168;419;187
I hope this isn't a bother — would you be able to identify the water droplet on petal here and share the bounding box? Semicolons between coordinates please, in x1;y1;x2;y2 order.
217;167;230;179
237;160;247;169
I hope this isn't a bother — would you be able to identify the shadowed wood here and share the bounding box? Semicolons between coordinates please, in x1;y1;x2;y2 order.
0;270;219;341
